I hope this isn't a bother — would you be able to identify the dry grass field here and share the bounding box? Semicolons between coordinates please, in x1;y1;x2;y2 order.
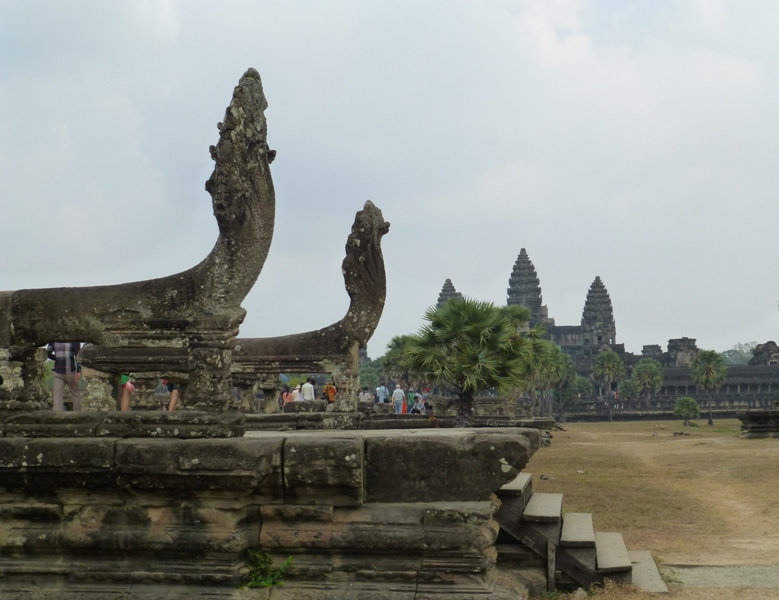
525;418;779;599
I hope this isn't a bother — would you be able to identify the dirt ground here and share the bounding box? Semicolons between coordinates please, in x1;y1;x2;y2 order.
524;418;779;598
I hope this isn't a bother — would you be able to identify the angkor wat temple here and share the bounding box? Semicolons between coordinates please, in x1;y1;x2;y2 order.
438;248;779;411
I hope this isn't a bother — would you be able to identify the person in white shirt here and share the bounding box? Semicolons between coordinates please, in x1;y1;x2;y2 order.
392;384;405;414
301;378;316;401
359;387;373;403
376;382;389;403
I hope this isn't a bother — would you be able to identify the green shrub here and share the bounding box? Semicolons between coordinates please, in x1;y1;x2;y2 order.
673;396;700;426
239;549;292;589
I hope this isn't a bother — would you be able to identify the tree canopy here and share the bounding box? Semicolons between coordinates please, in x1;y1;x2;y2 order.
674;396;700;426
632;358;664;408
618;378;640;404
403;299;536;426
720;341;758;366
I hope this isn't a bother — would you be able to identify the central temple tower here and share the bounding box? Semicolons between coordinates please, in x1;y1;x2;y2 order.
506;248;553;327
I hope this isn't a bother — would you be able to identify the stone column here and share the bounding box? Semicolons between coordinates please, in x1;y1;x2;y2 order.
186;346;234;412
332;368;359;412
258;376;281;414
80;367;117;412
10;346;50;405
236;381;259;413
130;375;167;411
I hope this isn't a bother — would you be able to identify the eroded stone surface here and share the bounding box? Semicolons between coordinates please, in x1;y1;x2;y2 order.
0;420;537;597
365;429;533;503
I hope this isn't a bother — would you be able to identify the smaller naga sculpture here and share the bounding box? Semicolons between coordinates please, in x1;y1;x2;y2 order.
232;200;389;412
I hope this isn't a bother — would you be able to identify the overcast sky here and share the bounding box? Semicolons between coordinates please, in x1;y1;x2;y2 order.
2;0;778;358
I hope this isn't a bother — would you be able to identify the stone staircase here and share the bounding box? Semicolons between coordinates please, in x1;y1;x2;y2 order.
495;472;668;594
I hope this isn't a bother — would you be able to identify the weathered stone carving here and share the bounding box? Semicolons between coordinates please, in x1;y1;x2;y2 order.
231;200;389;412
749;341;779;366
0;68;275;411
80;200;389;412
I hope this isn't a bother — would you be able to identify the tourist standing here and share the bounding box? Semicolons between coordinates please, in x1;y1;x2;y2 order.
322;380;336;404
359;387;373;403
164;380;180;411
301;377;316;401
376;382;389;404
119;375;135;411
406;388;416;414
392;384;405;414
47;342;82;411
281;386;294;409
292;383;301;401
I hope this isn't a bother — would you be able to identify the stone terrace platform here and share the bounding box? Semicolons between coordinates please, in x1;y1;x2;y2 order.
0;423;540;599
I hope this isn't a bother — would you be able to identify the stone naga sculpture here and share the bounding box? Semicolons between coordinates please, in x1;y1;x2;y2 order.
232;200;390;412
0;68;275;411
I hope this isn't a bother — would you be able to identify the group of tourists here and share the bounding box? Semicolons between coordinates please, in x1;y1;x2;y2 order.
371;382;432;414
280;377;338;409
46;341;180;412
39;344;429;416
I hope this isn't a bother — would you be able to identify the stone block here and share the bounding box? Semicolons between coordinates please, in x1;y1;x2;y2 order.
365;429;533;503
0;437;116;489
0;400;48;424
284;435;363;505
373;402;393;413
114;437;283;498
331;504;424;552
261;518;333;550
244;413;299;431
363;414;435;429
5;411;103;437
294;412;365;430
283;400;327;413
96;410;245;438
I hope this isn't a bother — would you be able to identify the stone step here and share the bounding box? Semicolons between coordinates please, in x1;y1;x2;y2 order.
523;493;563;523
557;546;601;589
560;513;595;547
615;551;668;594
498;471;533;509
594;532;632;574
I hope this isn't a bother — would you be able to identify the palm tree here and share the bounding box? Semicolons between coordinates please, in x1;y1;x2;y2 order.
548;352;577;421
632;358;664;409
691;350;727;426
593;349;625;422
404;299;534;427
381;334;416;386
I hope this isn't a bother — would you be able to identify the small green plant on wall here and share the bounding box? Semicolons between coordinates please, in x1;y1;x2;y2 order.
239;549;292;589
